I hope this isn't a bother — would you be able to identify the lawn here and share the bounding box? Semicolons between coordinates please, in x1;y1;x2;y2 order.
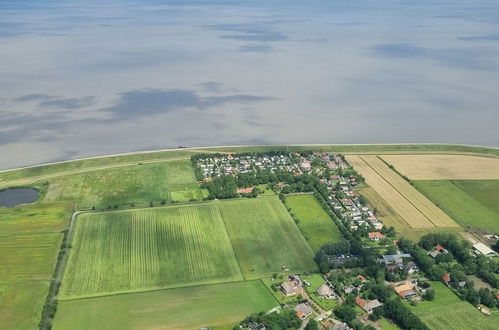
0;202;71;330
302;274;326;292
406;281;494;330
414;180;499;233
60;203;243;299
53;280;278;330
44;159;203;209
218;197;317;279
285;194;343;251
379;317;400;329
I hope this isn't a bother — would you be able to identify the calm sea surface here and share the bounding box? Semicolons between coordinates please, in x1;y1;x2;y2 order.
1;0;499;169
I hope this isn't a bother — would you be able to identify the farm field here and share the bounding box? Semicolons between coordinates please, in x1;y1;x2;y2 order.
60;203;243;299
380;154;499;180
0;202;71;330
218;197;317;279
285;194;343;251
414;180;499;233
44;159;203;209
346;155;460;231
54;280;278;330
407;281;494;330
356;187;462;241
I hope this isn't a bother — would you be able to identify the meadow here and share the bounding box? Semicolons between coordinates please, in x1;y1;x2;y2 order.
414;180;499;233
407;281;494;330
218;197;317;279
53;280;277;330
380;154;499;180
285;194;343;251
60;203;243;299
346;155;460;230
43;159;205;209
0;202;71;330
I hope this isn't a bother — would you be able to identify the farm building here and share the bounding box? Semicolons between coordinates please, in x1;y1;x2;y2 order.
472;243;497;257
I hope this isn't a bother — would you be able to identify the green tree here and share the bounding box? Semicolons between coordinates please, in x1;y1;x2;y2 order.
305;319;319;330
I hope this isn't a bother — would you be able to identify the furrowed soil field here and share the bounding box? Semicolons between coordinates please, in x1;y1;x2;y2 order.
60;203;243;299
0;202;71;330
44;159;205;209
414;180;499;233
284;194;343;251
380;154;499;180
218;197;317;279
53;280;277;330
407;281;494;330
346;155;460;231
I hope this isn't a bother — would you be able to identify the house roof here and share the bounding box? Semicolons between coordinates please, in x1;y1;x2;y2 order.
355;296;366;307
435;244;446;252
317;283;334;296
394;282;414;294
280;282;297;294
294;303;313;316
368;232;385;239
473;242;497;256
398;290;416;298
442;273;451;282
364;299;383;311
237;187;254;194
356;275;367;283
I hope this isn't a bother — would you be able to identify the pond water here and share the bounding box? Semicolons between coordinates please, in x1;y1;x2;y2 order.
0;188;39;207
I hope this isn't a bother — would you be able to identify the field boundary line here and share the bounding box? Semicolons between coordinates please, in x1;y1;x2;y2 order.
258;278;282;306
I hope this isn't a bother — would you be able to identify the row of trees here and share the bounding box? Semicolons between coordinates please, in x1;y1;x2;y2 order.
234;310;301;330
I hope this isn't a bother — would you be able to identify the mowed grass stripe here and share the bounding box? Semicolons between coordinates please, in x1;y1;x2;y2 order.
218;197;317;279
347;155;434;228
364;156;457;227
60;204;243;299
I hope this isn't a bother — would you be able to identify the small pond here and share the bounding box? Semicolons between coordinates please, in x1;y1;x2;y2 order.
0;188;39;207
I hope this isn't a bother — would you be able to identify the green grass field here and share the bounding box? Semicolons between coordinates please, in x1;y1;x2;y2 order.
54;280;278;330
379;317;400;330
218;197;317;279
60;203;243;299
0;202;71;330
285;194;343;251
407;281;494;330
44;159;204;209
414;180;499;233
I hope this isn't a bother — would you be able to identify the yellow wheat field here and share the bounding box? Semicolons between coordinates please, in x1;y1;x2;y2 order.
379;154;499;180
346;155;460;230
